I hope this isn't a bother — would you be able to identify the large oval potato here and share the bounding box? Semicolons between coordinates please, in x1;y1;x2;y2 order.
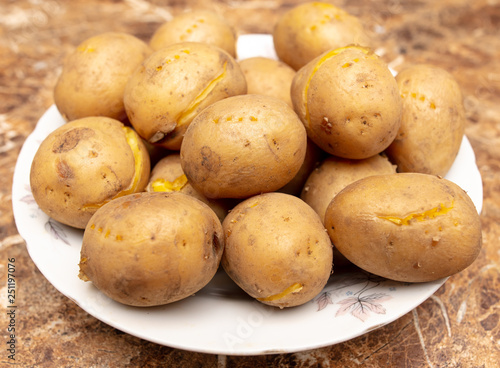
222;192;333;308
291;45;402;159
386;64;466;176
149;10;237;57
79;191;224;307
325;173;482;282
54;32;152;122
30;116;150;229
273;2;371;70
180;94;307;199
124;42;247;150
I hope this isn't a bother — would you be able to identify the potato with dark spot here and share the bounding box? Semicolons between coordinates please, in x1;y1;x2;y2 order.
54;32;152;122
124;42;247;150
30;116;150;229
273;2;371;70
78;192;224;307
180;94;307;199
222;192;333;308
146;153;234;221
325;173;482;282
386;64;466;176
291;45;402;159
150;10;237;57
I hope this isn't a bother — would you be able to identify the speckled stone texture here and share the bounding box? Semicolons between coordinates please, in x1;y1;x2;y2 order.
1;0;499;367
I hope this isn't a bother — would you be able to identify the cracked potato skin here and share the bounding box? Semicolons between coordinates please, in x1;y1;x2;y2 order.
222;192;333;308
146;153;233;222
291;46;402;159
324;173;482;282
29;116;150;229
123;42;247;150
78;192;224;307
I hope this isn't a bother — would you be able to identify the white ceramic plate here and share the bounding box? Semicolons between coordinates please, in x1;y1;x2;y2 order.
12;34;483;355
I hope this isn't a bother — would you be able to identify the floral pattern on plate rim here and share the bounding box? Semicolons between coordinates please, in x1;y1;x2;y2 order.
315;272;403;322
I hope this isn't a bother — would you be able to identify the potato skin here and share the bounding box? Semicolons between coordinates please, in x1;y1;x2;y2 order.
325;173;482;282
30;117;150;229
291;46;402;159
222;192;333;308
301;154;396;223
124;42;247;150
386;65;466;176
150;10;236;57
278;138;324;196
239;57;296;107
273;2;371;70
146;153;234;221
180;94;307;199
79;192;224;307
54;32;152;122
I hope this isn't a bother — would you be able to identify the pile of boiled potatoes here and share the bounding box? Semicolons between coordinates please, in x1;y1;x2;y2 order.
29;2;482;308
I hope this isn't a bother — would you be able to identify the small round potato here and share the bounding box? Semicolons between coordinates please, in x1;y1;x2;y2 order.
291;45;402;159
222;192;333;308
180;94;307;199
301;153;396;223
273;2;371;70
238;57;296;107
124;42;247;150
146;153;233;221
79;192;224;307
150;10;237;57
325;173;482;282
386;64;466;176
54;32;152;122
30;116;150;229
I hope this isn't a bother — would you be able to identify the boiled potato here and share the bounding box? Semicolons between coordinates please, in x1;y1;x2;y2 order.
150;10;237;57
238;57;296;107
273;2;371;70
79;192;224;307
54;32;152;122
180;94;307;199
300;153;396;269
222;192;333;308
124;42;247;150
325;173;482;282
301;153;396;223
386;64;466;176
291;45;402;159
146;153;234;221
30;116;150;229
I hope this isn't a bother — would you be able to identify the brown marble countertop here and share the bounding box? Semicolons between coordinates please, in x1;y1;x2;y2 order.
1;0;499;366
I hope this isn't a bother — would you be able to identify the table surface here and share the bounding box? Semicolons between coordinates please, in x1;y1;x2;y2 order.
1;0;499;367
